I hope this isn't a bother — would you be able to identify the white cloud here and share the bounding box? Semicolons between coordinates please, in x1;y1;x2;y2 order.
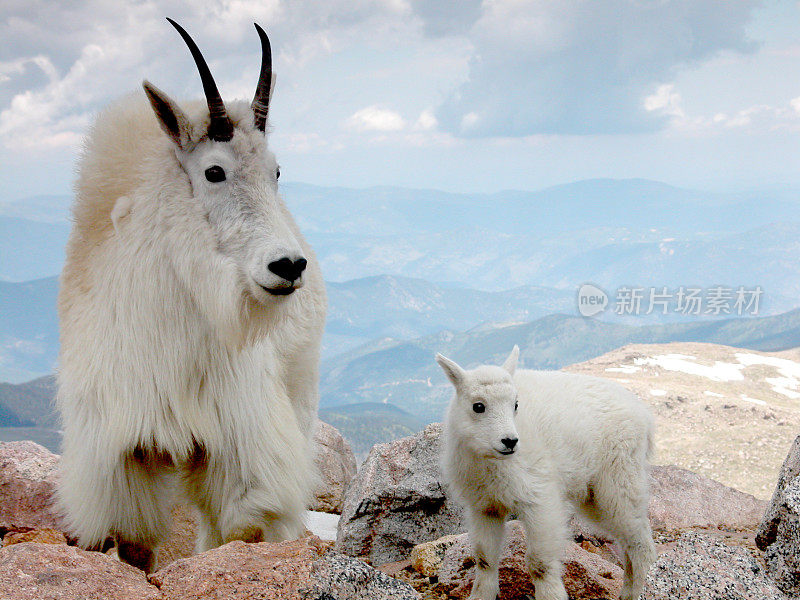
431;0;759;137
644;84;685;118
413;108;437;130
345;105;405;132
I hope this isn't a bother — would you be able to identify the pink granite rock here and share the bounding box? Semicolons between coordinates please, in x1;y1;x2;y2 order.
0;542;161;600
642;531;787;600
0;441;61;534
756;434;800;596
312;419;358;514
149;535;419;599
336;423;466;565
437;521;623;600
649;464;766;531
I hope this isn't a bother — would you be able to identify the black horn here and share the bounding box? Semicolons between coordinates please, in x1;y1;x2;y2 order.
251;23;272;133
166;18;233;142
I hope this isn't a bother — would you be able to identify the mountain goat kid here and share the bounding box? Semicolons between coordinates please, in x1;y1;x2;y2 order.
437;347;656;600
56;19;326;572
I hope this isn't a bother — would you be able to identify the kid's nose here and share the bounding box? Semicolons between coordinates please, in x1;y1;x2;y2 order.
501;437;518;450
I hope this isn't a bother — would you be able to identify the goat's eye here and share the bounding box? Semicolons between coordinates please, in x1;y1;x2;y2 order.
514;401;518;412
472;402;485;414
276;167;280;180
205;166;226;183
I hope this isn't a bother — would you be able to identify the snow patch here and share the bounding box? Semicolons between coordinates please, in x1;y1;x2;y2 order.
704;391;724;398
740;394;768;407
306;511;340;541
634;354;745;382
606;365;640;374
650;389;667;397
735;353;800;399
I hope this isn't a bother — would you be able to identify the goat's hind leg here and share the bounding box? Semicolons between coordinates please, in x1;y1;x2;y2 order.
591;473;657;600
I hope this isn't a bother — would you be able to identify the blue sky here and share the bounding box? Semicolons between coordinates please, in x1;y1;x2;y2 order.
1;0;799;200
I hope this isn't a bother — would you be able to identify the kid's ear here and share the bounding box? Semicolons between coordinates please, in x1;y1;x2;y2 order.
502;345;520;376
436;353;465;387
143;81;192;149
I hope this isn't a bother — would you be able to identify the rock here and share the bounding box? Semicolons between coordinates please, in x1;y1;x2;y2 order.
642;531;787;600
0;542;161;600
155;503;199;569
0;441;62;535
756;435;800;596
2;527;67;547
312;420;358;514
437;521;623;600
311;550;421;599
410;533;461;577
336;423;466;565
149;534;419;599
649;464;766;531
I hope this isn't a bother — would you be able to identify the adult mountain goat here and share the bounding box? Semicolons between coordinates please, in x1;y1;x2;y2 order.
56;19;326;572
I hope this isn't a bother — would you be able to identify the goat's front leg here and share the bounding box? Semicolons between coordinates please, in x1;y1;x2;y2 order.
468;507;508;600
517;499;569;600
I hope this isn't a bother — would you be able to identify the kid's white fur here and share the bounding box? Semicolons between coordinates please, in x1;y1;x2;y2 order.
56;89;326;570
438;347;656;600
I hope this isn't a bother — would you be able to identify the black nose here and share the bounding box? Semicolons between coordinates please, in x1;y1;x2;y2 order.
268;257;307;282
501;437;518;450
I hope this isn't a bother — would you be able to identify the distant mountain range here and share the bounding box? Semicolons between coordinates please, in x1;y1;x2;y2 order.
318;402;427;460
0;273;571;383
0;278;60;382
1;178;799;453
320;309;800;422
3;179;800;292
0;375;56;428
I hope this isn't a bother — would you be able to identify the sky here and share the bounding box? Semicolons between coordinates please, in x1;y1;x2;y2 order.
1;0;800;200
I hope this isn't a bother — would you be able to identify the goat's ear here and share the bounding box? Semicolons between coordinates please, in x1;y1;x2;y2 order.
502;345;520;376
436;353;465;387
143;81;192;149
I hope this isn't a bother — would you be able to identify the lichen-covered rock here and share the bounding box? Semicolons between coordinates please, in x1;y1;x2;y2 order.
336;423;465;565
312;420;358;514
410;533;461;577
649;464;766;531
437;521;623;600
642;531;787;600
2;527;67;547
149;535;418;599
0;542;161;600
756;434;800;596
311;550;421;599
0;441;62;534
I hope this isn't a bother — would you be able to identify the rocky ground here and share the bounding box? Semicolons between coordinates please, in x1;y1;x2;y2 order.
332;424;798;599
564;342;800;499
1;409;799;598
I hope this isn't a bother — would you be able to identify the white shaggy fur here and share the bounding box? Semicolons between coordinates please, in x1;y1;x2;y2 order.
56;79;326;569
438;348;656;600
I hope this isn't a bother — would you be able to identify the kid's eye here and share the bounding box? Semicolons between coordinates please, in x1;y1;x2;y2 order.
514;401;518;412
472;402;485;413
276;166;280;180
205;165;226;183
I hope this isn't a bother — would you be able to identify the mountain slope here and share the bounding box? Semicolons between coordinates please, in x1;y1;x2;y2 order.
566;342;800;499
0;375;58;428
